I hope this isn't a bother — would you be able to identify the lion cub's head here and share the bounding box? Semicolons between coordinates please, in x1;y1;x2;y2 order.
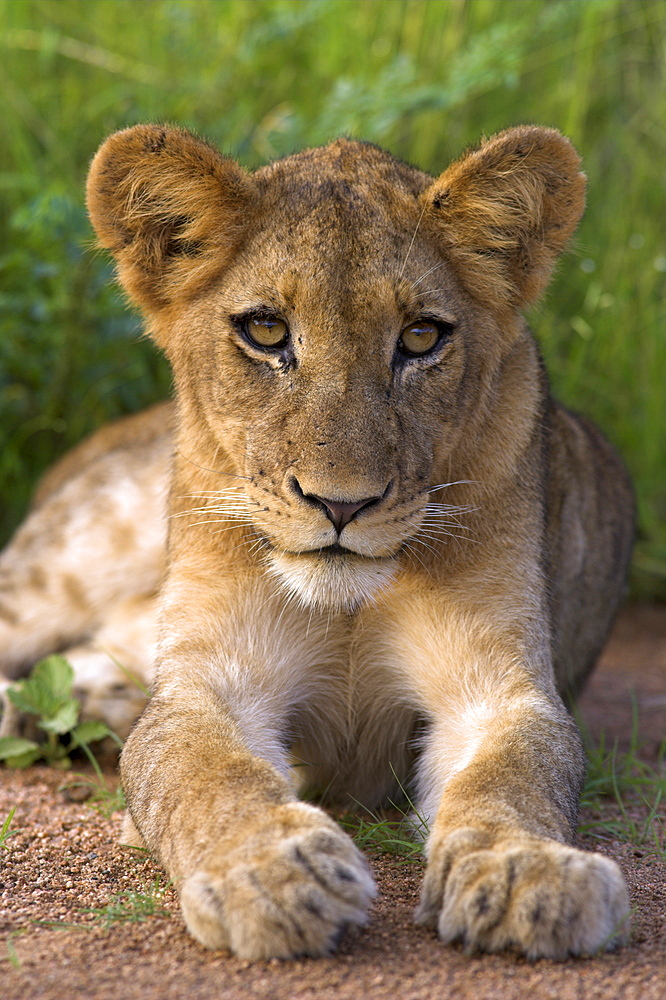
87;125;584;611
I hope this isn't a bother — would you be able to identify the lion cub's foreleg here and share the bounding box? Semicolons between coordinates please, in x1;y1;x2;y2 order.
120;577;374;960
382;592;629;959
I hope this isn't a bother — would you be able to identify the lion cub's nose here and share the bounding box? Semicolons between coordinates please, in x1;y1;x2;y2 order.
311;495;380;534
290;477;381;533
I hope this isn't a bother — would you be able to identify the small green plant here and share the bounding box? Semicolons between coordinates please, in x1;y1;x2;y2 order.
340;766;429;862
579;707;666;856
0;807;20;848
5;929;26;969
85;878;172;927
0;655;121;769
59;774;127;818
341;810;426;861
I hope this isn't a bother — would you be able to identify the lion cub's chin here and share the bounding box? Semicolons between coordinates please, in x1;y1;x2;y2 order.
268;550;398;612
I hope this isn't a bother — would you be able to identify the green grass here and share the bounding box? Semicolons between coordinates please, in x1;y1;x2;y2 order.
6;932;23;969
0;807;20;848
580;708;666;857
339;765;429;861
84;877;172;927
339;720;666;862
340;810;426;862
59;773;126;817
1;0;664;595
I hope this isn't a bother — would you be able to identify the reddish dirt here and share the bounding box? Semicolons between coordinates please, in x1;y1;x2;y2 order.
1;604;665;1000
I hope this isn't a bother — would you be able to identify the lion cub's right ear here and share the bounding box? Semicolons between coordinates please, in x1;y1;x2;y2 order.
424;126;586;313
87;125;254;311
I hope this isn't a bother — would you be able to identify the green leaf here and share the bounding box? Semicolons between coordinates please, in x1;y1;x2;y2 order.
6;655;74;720
6;750;43;768
0;736;40;760
6;683;47;717
33;655;75;702
1;744;43;768
70;720;112;746
38;699;79;735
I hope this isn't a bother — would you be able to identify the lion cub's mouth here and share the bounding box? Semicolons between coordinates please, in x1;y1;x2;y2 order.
266;543;399;611
264;537;383;560
276;542;395;563
302;543;353;558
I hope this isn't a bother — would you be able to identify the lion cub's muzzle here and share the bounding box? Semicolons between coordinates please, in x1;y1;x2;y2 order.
264;476;402;611
288;475;389;535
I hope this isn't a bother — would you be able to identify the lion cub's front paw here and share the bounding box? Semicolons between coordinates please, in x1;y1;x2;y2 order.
416;830;629;959
179;802;375;960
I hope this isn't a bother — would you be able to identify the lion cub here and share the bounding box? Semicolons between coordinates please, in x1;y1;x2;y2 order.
0;125;634;960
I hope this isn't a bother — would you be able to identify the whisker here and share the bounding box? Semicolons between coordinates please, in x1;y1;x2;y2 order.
399;200;428;280
410;261;445;289
267;593;292;634
181;518;254;529
175;491;252;500
420;512;478;525
219;534;261;552
254;587;283;617
425;529;478;546
416;529;469;544
419;525;477;539
247;537;268;557
176;448;250;480
424;499;478;509
414;531;462;554
409;537;439;557
423;508;477;519
169;507;252;521
177;487;246;494
402;541;432;576
427;480;477;493
306;602;315;639
172;506;255;517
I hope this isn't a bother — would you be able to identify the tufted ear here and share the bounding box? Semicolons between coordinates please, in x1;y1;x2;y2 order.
424;126;586;312
87;125;254;311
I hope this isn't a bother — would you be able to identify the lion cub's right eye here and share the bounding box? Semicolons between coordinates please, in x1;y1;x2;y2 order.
242;315;290;350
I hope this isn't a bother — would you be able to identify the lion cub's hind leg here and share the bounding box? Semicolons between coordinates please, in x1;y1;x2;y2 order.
120;811;146;850
0;592;158;743
0;423;168;682
0;423;168;740
65;592;159;742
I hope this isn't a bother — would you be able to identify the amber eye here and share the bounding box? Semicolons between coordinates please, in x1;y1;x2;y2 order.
398;320;442;357
243;315;290;350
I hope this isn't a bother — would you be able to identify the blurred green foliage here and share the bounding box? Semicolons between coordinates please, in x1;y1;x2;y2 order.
0;0;664;594
0;654;118;768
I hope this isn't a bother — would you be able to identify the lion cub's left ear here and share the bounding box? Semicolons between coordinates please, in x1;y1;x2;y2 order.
425;126;586;311
87;124;254;311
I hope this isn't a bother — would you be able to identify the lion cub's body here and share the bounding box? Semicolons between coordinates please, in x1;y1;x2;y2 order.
0;125;633;960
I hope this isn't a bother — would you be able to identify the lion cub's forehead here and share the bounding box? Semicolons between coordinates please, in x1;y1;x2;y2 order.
253;139;432;236
235;139;445;309
256;138;431;196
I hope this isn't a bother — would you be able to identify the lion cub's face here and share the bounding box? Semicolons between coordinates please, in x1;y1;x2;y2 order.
180;147;475;608
87;127;585;610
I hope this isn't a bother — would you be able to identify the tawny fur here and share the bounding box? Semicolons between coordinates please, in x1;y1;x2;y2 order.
0;125;634;961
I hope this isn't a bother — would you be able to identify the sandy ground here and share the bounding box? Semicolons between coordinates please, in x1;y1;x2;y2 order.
1;603;665;1000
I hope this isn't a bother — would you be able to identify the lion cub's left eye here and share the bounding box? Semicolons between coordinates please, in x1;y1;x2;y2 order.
398;320;443;357
243;315;290;350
